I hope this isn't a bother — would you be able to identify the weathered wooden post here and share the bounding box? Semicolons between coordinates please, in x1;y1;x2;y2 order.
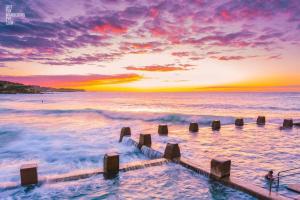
189;122;199;132
283;119;293;129
20;163;38;186
103;153;119;178
119;127;131;142
158;125;168;135
138;134;152;149
235;118;244;127
210;159;231;179
164;143;181;160
257;116;266;125
212;120;221;131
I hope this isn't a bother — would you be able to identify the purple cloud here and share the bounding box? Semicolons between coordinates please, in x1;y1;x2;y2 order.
184;30;255;47
43;52;123;66
0;0;299;68
214;0;300;22
258;32;284;40
125;64;192;72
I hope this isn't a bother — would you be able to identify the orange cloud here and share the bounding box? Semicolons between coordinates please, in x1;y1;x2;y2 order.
80;74;142;87
0;74;142;89
131;43;153;49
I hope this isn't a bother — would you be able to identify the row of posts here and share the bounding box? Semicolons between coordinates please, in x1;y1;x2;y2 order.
209;116;295;131
120;116;296;140
20;133;230;186
117;132;231;179
19;116;296;186
20;133;180;186
20;132;228;186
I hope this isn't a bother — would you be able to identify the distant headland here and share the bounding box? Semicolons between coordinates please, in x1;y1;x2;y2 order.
0;80;85;94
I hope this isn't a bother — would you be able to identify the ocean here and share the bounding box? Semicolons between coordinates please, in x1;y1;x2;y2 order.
0;92;299;199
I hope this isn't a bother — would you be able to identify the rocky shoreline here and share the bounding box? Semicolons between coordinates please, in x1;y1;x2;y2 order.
0;80;84;94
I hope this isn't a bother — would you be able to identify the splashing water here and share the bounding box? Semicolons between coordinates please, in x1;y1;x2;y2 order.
140;146;163;159
0;92;300;199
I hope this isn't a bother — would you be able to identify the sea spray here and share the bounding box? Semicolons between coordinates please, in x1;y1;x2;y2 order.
121;137;163;159
140;146;163;159
122;137;139;148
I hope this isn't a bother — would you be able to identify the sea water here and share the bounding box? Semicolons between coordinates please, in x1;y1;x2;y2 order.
0;92;299;199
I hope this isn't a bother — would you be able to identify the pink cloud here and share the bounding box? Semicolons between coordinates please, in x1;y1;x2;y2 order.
218;56;245;60
92;24;127;34
210;55;245;61
268;54;281;59
126;65;188;72
149;8;159;18
219;10;233;21
172;52;191;57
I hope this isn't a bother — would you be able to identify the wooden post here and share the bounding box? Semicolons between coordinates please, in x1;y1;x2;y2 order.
163;143;181;160
257;116;266;125
210;159;231;178
20;164;38;186
283;119;293;129
189;122;199;132
158;125;168;135
138;134;152;148
119;127;131;142
103;153;119;178
212;120;221;131
235;118;244;127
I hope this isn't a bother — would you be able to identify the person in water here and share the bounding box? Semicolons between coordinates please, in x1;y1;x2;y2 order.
265;170;274;180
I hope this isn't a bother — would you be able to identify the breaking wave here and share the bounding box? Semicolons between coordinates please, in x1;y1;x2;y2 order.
0;108;251;125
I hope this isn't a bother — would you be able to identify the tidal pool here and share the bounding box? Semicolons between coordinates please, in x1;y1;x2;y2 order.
1;163;256;200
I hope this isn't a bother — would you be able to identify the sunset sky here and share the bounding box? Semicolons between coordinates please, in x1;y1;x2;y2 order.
0;0;300;92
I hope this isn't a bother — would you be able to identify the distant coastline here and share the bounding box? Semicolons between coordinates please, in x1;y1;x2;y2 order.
0;80;85;94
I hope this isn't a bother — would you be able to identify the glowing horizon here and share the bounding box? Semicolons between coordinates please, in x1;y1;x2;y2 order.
0;1;300;92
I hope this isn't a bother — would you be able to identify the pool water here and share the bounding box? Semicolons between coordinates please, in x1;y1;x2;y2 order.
144;123;300;198
0;163;256;200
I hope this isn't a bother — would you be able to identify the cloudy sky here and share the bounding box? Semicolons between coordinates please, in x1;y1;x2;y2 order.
0;0;300;91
